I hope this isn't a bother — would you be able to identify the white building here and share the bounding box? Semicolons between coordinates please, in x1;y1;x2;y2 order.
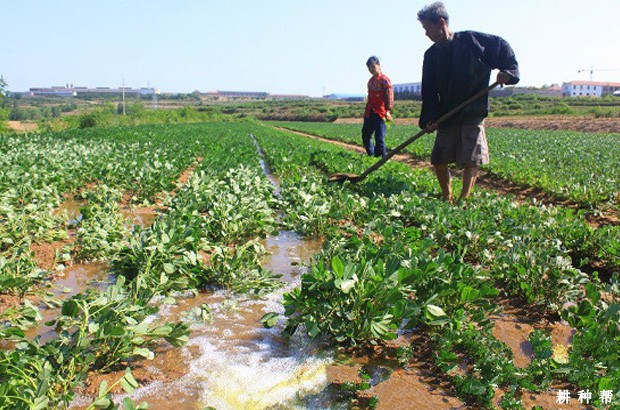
562;81;620;97
393;82;422;98
26;85;159;98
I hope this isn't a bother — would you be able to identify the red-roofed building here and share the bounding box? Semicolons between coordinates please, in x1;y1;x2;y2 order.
562;80;620;97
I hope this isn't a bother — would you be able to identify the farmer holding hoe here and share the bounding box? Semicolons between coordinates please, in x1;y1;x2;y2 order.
417;2;519;204
362;56;394;158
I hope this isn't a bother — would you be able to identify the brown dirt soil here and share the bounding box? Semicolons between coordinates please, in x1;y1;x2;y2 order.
30;236;74;271
0;294;24;314
118;157;204;226
334;115;620;133
7;121;38;132
79;344;190;398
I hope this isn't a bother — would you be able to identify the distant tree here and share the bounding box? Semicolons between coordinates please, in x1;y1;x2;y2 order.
0;76;9;129
0;76;6;100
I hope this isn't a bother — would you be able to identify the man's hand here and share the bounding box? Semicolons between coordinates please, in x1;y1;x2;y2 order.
497;71;511;86
385;111;393;122
425;122;438;132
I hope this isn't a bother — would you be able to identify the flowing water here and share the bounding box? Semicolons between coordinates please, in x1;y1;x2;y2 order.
95;231;333;409
69;136;340;409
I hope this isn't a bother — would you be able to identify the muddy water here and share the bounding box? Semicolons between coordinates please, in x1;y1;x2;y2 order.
56;197;85;222
71;138;335;409
0;262;112;350
74;232;332;409
121;209;158;229
57;196;157;229
252;134;281;196
491;314;575;368
34;262;112;341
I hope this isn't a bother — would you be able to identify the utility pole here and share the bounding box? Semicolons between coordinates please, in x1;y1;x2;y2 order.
578;67;620;81
122;78;126;115
578;66;594;81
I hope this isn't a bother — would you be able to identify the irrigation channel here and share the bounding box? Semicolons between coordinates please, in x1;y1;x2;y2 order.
68;136;349;408
4;134;577;409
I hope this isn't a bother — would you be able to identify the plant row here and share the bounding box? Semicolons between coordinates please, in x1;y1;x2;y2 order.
271;121;620;211
253;124;619;408
1;122;284;408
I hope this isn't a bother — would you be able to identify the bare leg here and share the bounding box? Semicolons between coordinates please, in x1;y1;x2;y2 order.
459;166;479;202
433;163;452;202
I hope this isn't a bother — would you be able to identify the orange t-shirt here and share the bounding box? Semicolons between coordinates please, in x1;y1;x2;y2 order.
365;73;394;119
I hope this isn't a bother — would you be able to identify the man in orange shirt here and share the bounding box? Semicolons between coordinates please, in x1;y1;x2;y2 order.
362;56;394;157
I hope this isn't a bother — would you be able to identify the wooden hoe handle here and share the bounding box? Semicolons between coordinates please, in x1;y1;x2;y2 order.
354;81;499;183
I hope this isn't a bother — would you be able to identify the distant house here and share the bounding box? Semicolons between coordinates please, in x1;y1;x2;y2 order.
562;81;620;97
26;85;159;98
202;91;308;100
268;94;311;100
27;87;76;98
215;91;269;99
323;93;365;101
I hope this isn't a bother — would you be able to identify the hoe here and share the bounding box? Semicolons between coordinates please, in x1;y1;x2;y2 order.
329;81;499;183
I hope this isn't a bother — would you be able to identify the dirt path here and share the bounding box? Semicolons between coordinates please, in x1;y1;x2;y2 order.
274;126;619;228
334;115;620;134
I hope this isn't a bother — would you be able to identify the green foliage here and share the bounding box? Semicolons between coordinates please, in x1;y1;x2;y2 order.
274;121;620;211
2;119;618;409
73;185;130;261
0;76;9;131
0;276;188;408
87;368;148;410
252;123;619;407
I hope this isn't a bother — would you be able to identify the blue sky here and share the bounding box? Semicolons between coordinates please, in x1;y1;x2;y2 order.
2;0;620;96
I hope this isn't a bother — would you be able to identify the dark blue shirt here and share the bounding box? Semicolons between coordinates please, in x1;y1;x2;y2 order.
419;31;520;129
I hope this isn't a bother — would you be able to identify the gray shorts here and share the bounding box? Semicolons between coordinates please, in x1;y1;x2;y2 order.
431;121;489;167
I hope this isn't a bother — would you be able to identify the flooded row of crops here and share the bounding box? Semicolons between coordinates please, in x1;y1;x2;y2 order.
65;138;337;408
4;125;599;410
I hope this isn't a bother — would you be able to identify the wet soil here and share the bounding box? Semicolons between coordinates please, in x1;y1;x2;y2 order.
30;236;74;271
28;261;112;342
326;334;468;409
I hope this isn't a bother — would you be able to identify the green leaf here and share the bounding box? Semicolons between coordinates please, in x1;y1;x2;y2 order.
331;256;344;276
61;300;79;317
426;304;446;317
133;347;154;360
92;396;112;409
163;263;174;274
460;286;480;302
585;283;600;304
305;318;320;338
340;278;356;294
121;368;139;394
134;321;149;335
151;325;172;337
260;312;280;328
104;325;125;337
123;397;137;410
33;396;49;410
97;380;109;398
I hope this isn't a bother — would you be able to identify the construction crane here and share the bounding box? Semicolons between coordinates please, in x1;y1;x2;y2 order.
577;67;620;81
